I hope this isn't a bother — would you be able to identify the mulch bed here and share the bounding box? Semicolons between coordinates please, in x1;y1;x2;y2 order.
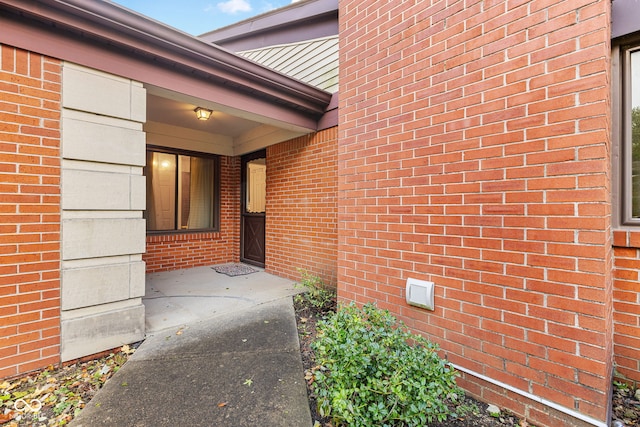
0;345;136;426
612;385;640;426
293;296;522;427
293;296;639;427
0;297;637;426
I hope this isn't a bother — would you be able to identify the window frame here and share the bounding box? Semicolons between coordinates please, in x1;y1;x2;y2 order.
144;145;221;234
614;34;640;227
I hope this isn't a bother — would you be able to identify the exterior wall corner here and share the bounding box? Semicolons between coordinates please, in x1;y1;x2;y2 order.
0;44;62;378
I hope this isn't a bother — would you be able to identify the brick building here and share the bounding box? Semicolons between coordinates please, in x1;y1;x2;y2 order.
337;1;616;426
0;0;337;372
1;0;639;426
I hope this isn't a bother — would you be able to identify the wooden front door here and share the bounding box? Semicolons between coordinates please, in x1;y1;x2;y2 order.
241;150;266;267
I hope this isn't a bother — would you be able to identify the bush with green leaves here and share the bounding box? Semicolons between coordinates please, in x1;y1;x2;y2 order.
311;303;461;426
294;269;336;311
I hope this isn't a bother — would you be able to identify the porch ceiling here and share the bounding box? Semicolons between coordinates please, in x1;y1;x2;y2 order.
145;87;309;156
147;94;257;139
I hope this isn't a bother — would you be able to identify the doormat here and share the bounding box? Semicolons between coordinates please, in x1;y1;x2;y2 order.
212;263;257;277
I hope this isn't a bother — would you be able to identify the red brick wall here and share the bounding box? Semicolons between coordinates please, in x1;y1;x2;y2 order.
144;155;240;272
0;44;61;379
613;230;640;385
266;127;338;286
338;1;612;425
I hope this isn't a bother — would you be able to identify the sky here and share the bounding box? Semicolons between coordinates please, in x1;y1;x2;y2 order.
111;0;294;36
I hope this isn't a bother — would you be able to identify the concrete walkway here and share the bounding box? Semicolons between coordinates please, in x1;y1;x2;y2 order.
70;265;312;427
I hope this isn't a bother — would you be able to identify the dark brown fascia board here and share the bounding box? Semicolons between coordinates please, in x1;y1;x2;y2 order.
0;0;332;116
204;14;338;52
612;0;640;39
200;0;338;45
318;92;338;131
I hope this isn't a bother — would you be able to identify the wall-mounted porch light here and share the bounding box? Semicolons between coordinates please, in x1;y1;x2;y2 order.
194;107;212;121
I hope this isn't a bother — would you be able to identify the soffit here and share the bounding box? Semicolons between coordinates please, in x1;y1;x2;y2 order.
147;94;259;138
612;0;640;39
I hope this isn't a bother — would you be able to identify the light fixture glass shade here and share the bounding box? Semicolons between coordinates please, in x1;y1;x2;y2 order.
194;107;212;120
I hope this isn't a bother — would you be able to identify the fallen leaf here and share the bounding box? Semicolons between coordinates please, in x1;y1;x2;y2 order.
217;402;228;407
0;411;16;424
12;391;28;399
1;382;19;392
30;384;56;398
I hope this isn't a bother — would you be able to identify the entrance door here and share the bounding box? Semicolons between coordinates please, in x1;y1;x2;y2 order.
241;150;266;267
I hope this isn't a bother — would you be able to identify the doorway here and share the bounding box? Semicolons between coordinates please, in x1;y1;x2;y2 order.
241;150;266;267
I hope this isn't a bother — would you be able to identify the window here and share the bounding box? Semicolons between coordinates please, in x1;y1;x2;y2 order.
246;158;266;213
615;37;640;226
144;148;219;232
628;48;640;219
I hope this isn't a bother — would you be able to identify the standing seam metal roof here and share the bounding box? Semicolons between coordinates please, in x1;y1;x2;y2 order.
239;35;339;93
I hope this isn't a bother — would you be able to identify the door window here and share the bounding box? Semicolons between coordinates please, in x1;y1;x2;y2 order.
246;158;266;214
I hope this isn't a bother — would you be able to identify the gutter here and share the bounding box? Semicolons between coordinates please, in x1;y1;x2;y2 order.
0;0;332;116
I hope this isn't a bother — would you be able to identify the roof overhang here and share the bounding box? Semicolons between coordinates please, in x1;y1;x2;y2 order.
0;0;333;152
612;0;640;39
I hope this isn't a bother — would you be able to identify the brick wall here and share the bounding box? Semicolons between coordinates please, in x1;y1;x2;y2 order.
613;230;640;385
338;1;612;425
0;44;61;378
144;155;240;272
266;127;338;286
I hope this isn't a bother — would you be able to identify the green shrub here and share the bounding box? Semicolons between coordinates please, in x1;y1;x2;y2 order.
311;303;461;426
294;269;336;312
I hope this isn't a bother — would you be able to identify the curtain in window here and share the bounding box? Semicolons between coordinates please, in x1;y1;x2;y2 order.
146;151;157;230
147;152;177;231
187;156;213;229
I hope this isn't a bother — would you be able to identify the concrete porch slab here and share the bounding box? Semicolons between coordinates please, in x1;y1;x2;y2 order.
143;264;301;333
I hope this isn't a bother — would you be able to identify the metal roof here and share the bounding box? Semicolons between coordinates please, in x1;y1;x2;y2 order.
240;36;339;93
